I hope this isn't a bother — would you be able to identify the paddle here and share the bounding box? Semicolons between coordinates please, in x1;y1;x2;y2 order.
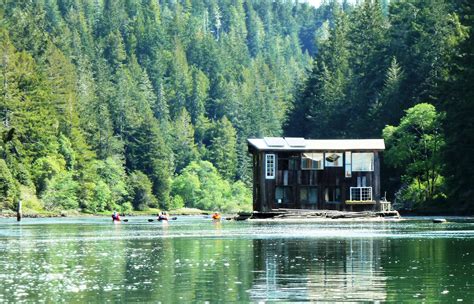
148;217;177;222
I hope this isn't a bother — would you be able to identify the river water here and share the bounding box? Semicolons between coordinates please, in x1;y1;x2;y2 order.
0;216;473;302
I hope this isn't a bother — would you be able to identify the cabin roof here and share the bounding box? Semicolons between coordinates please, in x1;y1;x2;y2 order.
248;137;385;151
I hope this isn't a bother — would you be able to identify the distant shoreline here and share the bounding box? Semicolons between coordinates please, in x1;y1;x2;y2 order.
0;207;216;219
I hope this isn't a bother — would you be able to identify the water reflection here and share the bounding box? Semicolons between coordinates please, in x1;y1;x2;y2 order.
250;238;387;302
0;217;473;302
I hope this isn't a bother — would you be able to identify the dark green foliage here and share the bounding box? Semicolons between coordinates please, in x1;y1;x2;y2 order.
206;116;237;180
287;3;351;138
288;0;464;139
171;108;198;173
286;0;471;210
95;157;128;206
442;0;474;210
0;159;19;209
127;171;157;211
32;156;66;195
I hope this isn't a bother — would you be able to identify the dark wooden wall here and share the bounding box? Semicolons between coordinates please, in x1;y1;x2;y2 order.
251;150;381;212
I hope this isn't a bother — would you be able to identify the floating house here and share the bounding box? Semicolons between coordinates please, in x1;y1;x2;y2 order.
248;137;385;212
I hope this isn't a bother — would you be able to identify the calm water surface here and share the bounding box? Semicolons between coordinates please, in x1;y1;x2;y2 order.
0;216;473;303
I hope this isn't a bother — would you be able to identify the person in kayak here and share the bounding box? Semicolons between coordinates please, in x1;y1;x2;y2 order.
158;211;168;221
212;212;221;220
112;211;121;222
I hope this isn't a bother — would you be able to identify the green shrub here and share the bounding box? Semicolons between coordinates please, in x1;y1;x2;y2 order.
168;195;185;210
42;172;79;210
20;185;43;211
171;161;252;212
120;202;133;214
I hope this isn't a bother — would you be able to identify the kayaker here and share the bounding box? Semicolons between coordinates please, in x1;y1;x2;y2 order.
158;211;168;221
112;211;121;222
212;212;221;220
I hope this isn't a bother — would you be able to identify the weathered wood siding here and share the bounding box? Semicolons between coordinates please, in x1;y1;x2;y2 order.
251;149;381;212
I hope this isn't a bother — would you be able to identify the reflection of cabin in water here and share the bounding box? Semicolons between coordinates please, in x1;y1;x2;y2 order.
248;137;385;212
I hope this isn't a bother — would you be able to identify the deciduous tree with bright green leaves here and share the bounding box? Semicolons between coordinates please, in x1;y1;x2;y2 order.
383;103;445;207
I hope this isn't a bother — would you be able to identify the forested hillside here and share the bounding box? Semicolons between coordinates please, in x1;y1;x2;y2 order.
1;0;473;214
0;0;327;213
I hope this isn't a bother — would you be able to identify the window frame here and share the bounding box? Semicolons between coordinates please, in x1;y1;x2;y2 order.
324;152;343;167
300;186;318;204
352;152;374;172
301;153;324;170
275;186;292;204
265;153;276;179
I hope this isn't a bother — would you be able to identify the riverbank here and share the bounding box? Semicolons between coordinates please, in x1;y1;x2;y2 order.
398;208;474;216
0;207;212;218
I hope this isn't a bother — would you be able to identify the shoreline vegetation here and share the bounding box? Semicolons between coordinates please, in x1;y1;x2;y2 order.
0;207;211;218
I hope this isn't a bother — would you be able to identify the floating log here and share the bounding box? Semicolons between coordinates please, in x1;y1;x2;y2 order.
376;210;400;218
235;212;253;221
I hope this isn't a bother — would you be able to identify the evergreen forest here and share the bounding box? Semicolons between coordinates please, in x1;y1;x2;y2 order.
0;0;473;214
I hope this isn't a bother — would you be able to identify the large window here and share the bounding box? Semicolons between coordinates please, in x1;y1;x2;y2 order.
279;156;298;170
276;186;292;204
301;153;324;170
325;152;343;167
324;187;341;203
300;187;318;204
289;157;298;170
352;153;374;171
265;154;275;179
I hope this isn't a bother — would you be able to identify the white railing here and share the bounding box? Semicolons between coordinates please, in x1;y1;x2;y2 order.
350;187;373;201
380;201;392;211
